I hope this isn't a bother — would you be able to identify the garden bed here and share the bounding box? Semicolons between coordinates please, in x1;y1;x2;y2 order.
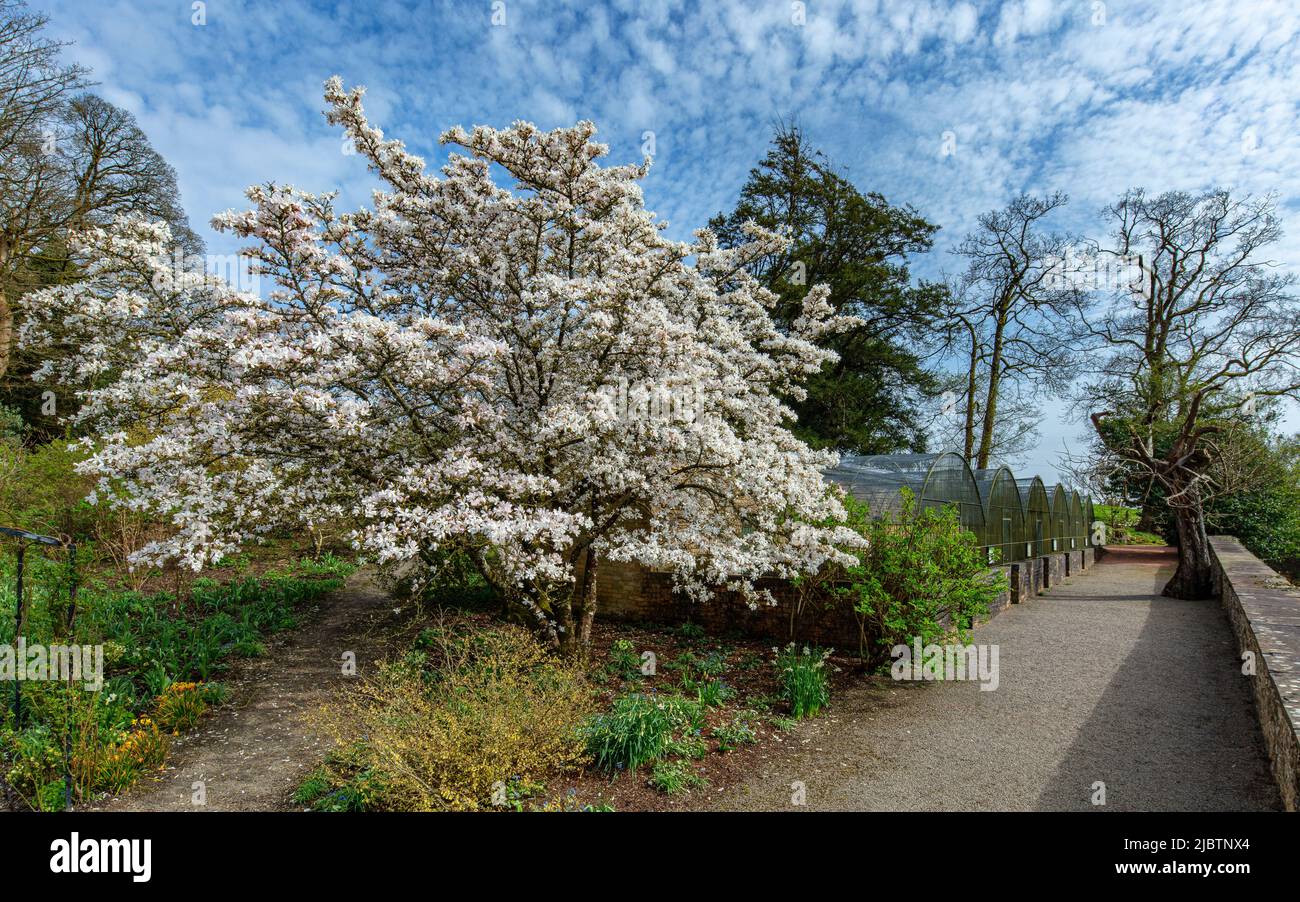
295;602;866;813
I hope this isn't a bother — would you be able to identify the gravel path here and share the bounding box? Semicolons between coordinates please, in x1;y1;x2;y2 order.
710;546;1282;811
85;570;394;812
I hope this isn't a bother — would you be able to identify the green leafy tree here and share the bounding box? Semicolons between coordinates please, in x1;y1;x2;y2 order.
1128;423;1300;577
710;123;945;453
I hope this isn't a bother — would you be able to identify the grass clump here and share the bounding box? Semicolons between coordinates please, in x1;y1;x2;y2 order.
583;692;705;773
649;759;707;795
776;643;832;719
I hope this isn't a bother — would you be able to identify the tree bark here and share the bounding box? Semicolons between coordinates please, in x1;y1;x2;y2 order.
576;547;598;650
962;334;978;460
557;546;598;658
1164;499;1214;599
975;310;1007;470
556;592;576;657
0;281;11;382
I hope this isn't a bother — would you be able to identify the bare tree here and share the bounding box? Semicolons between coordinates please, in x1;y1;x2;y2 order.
57;94;201;253
946;192;1080;468
0;0;86;378
1080;188;1300;598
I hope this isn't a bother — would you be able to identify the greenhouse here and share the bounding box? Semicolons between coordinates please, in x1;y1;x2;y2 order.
1016;477;1052;558
1048;484;1070;552
1068;491;1086;550
975;467;1024;564
826;451;985;536
826;453;1093;563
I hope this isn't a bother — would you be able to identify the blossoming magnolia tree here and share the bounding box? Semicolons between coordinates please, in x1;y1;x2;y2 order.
23;79;862;653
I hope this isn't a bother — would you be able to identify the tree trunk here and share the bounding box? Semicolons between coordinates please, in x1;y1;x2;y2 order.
1164;501;1214;599
975;369;999;469
0;281;11;382
557;546;597;658
962;337;978;460
975;313;1007;470
576;548;598;649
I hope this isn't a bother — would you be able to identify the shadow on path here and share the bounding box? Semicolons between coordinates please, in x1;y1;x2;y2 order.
709;546;1280;811
1034;547;1279;810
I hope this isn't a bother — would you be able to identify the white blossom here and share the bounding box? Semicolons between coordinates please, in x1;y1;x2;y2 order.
21;78;865;646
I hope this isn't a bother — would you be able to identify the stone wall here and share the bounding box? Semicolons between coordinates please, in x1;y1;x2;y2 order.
1208;536;1300;811
1042;553;1064;589
1065;550;1083;576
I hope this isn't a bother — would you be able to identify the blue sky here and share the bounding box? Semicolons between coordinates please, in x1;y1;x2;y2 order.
31;0;1300;479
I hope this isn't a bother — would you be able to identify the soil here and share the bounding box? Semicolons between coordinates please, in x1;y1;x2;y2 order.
83;545;1282;813
83;568;398;811
83;574;859;812
550;617;864;812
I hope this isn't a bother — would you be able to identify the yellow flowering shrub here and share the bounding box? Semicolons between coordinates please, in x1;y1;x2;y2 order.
315;622;594;811
94;717;169;792
153;681;208;733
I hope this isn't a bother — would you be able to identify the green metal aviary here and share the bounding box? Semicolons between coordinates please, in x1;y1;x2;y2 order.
825;453;1094;564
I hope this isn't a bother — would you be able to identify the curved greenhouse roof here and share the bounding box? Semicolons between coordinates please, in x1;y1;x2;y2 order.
975;467;1024;564
1015;477;1051;558
825;453;1093;562
1048;484;1071;553
1068;491;1086;550
829;452;985;535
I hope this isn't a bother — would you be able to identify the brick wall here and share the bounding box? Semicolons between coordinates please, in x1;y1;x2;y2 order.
595;551;1088;656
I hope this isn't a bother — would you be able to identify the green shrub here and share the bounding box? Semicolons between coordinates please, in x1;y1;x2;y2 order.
776;644;831;719
830;491;1001;666
711;714;758;751
0;404;25;447
649;759;707;795
0;439;96;538
1094;504;1164;545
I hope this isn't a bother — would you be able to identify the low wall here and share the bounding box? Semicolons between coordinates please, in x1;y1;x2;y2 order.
1042;553;1064;589
1208;536;1300;811
598;547;1093;656
1065;550;1083;576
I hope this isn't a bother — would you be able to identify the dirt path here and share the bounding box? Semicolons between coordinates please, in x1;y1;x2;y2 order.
85;570;395;812
709;546;1282;811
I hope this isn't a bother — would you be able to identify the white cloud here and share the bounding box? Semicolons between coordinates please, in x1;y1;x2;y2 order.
28;0;1300;478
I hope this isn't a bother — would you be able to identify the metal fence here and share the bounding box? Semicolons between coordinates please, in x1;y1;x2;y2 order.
1;526;79;811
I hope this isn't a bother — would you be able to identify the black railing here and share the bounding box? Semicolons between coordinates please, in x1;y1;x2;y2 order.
1;525;79;811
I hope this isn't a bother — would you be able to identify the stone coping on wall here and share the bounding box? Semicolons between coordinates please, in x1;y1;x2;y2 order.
1208;536;1300;812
